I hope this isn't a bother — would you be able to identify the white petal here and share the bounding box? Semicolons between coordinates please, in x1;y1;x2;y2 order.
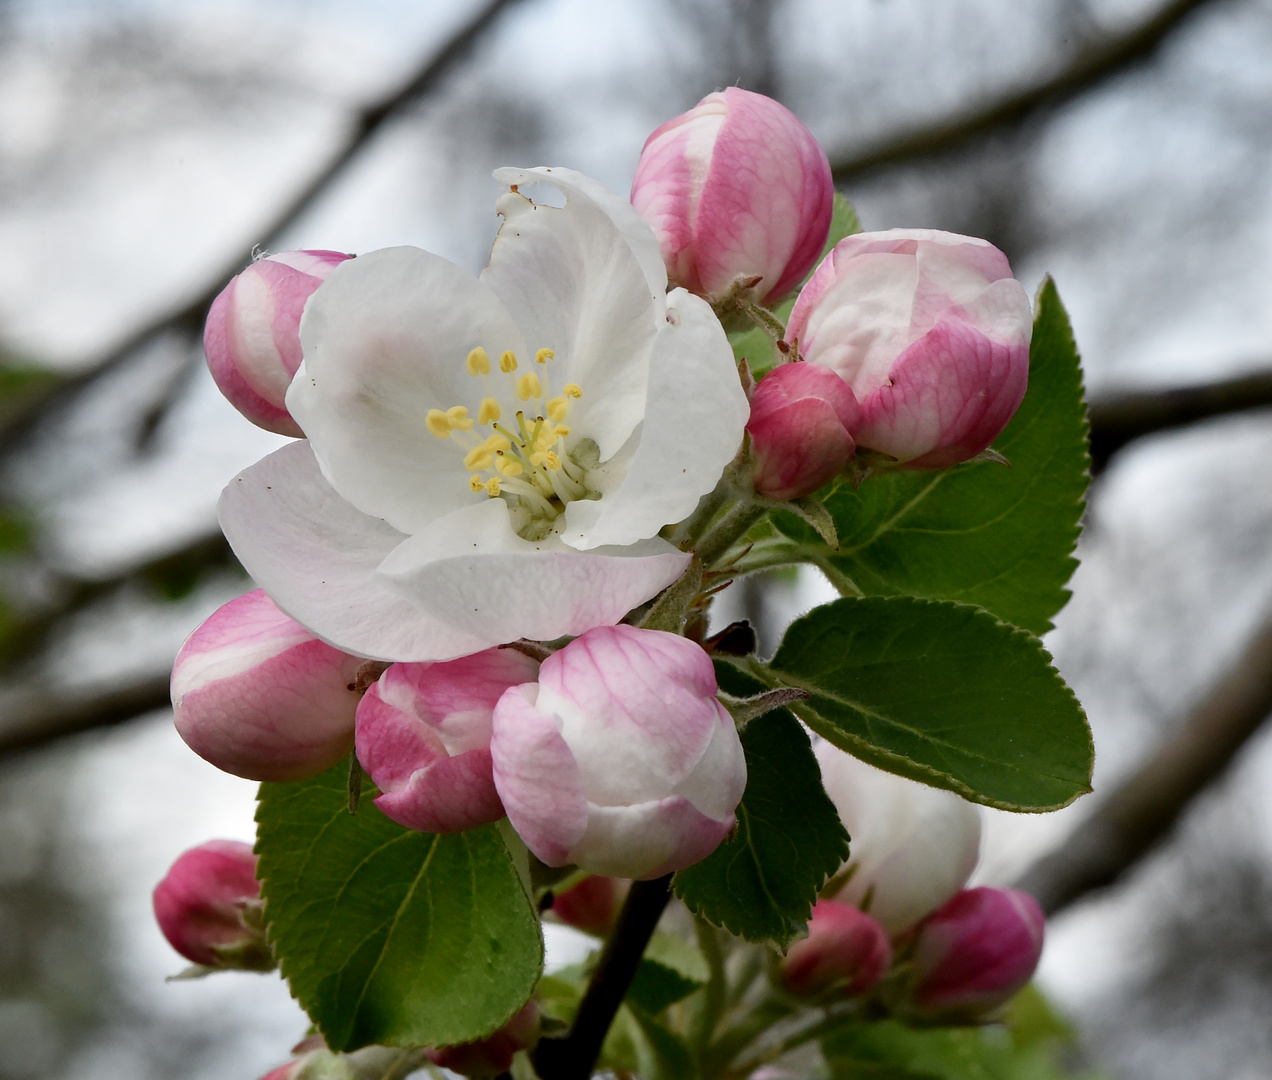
289;246;526;535
377;498;690;642
561;289;747;549
483;168;661;461
218;441;492;662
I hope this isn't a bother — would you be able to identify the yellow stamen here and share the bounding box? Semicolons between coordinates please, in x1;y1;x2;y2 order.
464;447;495;470
478;397;501;424
446;405;474;431
547;396;569;422
500;350;518;373
517;373;542;401
468;474;484;493
555;424;571;438
497;458;524;477
544;451;561;470
426;409;452;438
486;477;501;496
466;347;491;376
535;347;554;365
485;434;512;453
564;383;582;399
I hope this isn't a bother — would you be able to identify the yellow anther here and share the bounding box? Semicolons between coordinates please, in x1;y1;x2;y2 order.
485;434;512;453
478;397;501;424
555;424;571;438
547;396;569;422
426;409;452;438
535;347;555;365
497;458;524;477
469;474;484;493
529;451;547;467
499;350;518;373
486;477;501;496
464;447;495;470
544;451;561;470
564;383;582;399
517;373;542;401
446;405;474;431
466;347;491;376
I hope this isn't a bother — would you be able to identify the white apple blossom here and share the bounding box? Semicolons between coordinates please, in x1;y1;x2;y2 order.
219;167;748;661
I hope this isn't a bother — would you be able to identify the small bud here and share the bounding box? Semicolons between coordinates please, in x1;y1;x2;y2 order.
152;840;272;970
426;1002;540;1078
816;743;981;934
550;875;626;936
787;230;1032;468
747;361;860;500
491;625;746;880
909;887;1045;1018
204;249;351;436
631;88;833;306
781;899;891;997
172;589;364;781
354;648;541;834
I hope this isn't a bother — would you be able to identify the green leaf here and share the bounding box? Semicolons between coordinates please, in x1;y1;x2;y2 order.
767;596;1092;811
627;932;709;1014
777;278;1089;636
729;193;863;376
674;682;850;947
255;764;543;1051
627;1003;700;1080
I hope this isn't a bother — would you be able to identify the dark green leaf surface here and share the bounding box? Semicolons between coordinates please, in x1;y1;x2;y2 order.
776;278;1089;636
256;764;543;1051
768;596;1092;811
626;932;709;1014
674;684;850;947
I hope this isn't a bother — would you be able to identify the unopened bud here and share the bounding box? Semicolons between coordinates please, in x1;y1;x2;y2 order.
172;589;364;782
204;249;351;436
152;840;272;971
781;899;891;997
550;875;626;937
631;88;833;307
788;230;1031;468
747;361;860;500
426;1002;540;1078
909;887;1045;1018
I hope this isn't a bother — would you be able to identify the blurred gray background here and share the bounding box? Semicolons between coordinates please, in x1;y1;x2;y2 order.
1;0;1271;1077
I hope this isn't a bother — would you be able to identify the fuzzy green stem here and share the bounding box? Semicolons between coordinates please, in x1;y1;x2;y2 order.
695;502;769;569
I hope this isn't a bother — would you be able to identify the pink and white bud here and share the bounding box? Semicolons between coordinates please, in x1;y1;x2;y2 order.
909;887;1045;1018
787;230;1032;468
152;840;271;970
204;249;351;436
490;626;746;880
781;899;891;997
172;589;364;782
816;743;981;934
354;648;541;834
747;361;860;500
631;88;833;306
550;875;626;937
258;1045;405;1080
427;1002;541;1078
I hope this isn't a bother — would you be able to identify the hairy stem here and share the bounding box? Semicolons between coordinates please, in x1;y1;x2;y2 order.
531;875;673;1080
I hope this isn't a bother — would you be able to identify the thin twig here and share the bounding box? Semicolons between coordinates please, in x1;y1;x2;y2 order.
829;0;1223;182
1016;610;1272;915
0;0;525;458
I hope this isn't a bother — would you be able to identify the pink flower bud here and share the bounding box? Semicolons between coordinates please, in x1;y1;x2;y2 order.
354;648;541;834
781;900;891;997
152;839;271;970
172;589;364;782
550;875;625;936
816;743;981;934
747;361;860;500
204;249;351;436
426;1002;540;1078
909;887;1045;1018
631;88;833;306
490;626;746;880
787;230;1032;468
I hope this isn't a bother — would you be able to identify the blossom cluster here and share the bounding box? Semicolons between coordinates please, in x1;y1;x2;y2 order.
157;86;1043;1073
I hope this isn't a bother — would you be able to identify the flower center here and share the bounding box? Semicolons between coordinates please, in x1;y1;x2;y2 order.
425;346;598;540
